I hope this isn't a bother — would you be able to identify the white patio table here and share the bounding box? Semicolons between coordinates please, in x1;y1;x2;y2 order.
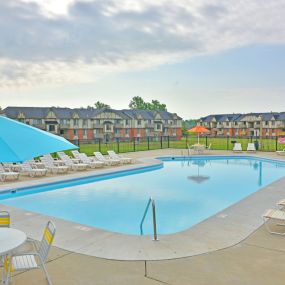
0;228;27;285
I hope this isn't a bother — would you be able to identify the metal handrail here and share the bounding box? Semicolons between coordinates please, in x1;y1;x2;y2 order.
140;197;158;241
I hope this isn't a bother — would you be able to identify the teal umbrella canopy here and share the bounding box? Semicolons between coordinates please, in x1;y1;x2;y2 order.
0;116;78;163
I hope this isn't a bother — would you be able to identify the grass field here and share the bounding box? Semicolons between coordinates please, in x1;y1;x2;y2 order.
74;136;284;155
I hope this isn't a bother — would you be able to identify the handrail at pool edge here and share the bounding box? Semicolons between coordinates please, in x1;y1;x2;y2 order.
140;197;158;241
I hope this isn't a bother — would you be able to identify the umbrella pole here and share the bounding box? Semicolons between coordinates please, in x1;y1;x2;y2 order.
198;133;200;144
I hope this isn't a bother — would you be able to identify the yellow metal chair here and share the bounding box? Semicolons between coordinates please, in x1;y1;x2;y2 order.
5;221;56;285
0;211;10;227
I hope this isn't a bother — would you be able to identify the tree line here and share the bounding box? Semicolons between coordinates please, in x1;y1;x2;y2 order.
91;96;167;111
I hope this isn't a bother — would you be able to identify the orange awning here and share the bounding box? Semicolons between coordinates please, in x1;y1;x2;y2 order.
188;125;210;133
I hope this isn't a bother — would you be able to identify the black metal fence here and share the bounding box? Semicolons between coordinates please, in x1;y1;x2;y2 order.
67;135;285;155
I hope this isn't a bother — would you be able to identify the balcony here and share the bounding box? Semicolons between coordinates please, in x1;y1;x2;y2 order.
114;123;124;128
93;124;104;128
59;124;70;129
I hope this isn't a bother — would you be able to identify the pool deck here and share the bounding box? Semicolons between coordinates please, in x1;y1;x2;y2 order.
11;223;285;285
1;150;285;262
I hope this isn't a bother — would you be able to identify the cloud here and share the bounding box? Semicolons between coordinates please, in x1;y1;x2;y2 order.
0;0;285;87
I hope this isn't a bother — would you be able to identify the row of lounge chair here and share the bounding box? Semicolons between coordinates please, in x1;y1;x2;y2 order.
233;142;285;155
233;143;257;152
0;151;133;182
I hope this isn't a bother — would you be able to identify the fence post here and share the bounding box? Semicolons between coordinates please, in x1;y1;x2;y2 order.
98;138;101;152
276;136;278;151
250;136;253;143
227;136;229;150
205;136;208;148
168;135;170;148
117;140;120;153
186;134;188;149
133;137;136;152
147;137;150;150
160;136;163;149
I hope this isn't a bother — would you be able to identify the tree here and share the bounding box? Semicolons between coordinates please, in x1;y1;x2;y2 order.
94;101;110;109
128;96;146;109
150;100;167;111
182;119;198;135
128;97;167;111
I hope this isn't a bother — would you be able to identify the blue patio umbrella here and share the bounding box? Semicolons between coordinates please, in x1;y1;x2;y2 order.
0;116;78;163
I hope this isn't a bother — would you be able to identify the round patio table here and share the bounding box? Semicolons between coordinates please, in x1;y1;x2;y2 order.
0;228;27;284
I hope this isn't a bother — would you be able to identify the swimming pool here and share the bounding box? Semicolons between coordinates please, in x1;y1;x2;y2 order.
1;156;285;235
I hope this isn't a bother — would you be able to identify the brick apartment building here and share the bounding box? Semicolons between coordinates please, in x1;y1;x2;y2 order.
200;112;285;137
4;107;183;142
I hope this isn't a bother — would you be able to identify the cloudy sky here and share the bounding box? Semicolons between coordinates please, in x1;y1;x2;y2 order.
0;0;284;118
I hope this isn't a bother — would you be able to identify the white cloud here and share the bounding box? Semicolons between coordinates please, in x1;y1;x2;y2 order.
0;0;285;88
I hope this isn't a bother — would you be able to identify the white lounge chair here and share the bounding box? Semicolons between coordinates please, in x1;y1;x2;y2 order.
233;143;243;153
107;151;132;164
93;152;120;166
40;157;69;174
71;150;104;168
5;221;56;285
247;143;256;153
57;152;88;171
20;161;47;177
0;164;20;182
2;163;21;172
263;209;285;235
42;154;65;167
276;149;285;156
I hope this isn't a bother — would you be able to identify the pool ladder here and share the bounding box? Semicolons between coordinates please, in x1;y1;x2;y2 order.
140;197;158;241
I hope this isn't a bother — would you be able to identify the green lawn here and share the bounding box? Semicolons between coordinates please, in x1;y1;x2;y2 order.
74;136;283;155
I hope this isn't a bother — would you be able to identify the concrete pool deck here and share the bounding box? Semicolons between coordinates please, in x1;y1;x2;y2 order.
10;223;285;285
1;149;285;261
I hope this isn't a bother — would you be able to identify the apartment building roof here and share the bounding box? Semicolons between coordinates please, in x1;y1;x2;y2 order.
201;112;285;122
4;107;181;121
200;114;242;122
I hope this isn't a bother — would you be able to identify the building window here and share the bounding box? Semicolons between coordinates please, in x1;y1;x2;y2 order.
93;129;99;135
115;129;120;134
83;129;87;136
60;129;67;135
48;125;55;132
60;119;68;125
74;119;79;126
73;129;78;135
33;119;42;125
115;119;121;124
137;120;142;126
125;120;129;126
105;124;112;131
156;124;162;131
125;129;129;135
82;120;87;127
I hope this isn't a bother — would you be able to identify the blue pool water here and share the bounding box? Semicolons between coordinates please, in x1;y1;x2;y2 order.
1;156;285;235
